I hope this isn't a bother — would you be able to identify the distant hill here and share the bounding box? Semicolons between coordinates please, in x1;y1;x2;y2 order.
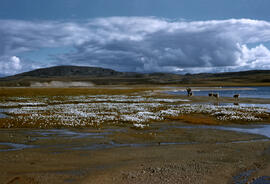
0;65;179;86
0;65;270;87
193;70;270;84
9;65;125;78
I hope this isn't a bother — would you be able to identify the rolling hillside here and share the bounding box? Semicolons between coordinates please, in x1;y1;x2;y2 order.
0;65;270;86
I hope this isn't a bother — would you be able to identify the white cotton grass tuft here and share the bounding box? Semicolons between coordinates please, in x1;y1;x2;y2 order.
133;123;149;128
1;95;269;128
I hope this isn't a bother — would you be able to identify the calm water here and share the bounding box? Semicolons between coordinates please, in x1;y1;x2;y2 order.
169;86;270;99
0;109;8;118
0;113;7;118
176;124;270;138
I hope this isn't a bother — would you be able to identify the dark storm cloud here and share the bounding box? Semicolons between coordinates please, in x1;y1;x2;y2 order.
1;17;270;75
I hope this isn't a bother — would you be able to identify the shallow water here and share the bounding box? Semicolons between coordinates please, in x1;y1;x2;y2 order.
250;176;270;184
0;109;8;118
218;125;270;138
200;102;270;113
1;124;270;152
0;142;36;152
0;113;7;118
30;129;111;139
175;124;270;138
233;169;270;184
233;169;256;184
230;103;270;111
169;86;270;99
215;102;270;109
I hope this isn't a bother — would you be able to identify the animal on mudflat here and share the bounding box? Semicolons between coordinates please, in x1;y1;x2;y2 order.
233;94;240;100
188;92;193;97
213;93;219;99
208;92;213;97
186;88;192;96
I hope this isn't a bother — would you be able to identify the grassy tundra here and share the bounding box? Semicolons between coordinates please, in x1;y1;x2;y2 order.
0;87;269;128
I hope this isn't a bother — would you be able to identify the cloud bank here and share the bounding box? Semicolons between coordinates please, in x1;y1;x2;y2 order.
1;17;270;75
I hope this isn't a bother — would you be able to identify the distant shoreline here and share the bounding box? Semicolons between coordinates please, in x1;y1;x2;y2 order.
167;87;257;91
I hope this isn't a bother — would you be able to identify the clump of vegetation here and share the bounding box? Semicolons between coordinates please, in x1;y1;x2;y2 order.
0;88;269;128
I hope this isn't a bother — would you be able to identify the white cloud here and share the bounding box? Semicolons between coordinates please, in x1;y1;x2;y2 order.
1;17;270;75
0;56;22;75
237;44;270;70
10;56;22;70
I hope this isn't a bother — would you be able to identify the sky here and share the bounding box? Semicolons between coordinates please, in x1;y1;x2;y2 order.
1;0;270;76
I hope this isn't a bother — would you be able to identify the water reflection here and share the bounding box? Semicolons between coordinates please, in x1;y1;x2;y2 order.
168;86;270;99
208;102;270;110
177;124;270;138
211;102;240;106
0;113;8;118
0;143;36;152
0;109;8;118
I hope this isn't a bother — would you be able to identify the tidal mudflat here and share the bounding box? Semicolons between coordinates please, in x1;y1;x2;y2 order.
0;87;270;184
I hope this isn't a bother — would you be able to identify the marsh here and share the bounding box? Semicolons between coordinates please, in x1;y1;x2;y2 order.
0;86;269;184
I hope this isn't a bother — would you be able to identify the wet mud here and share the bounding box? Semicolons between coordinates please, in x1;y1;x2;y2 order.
0;122;270;184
